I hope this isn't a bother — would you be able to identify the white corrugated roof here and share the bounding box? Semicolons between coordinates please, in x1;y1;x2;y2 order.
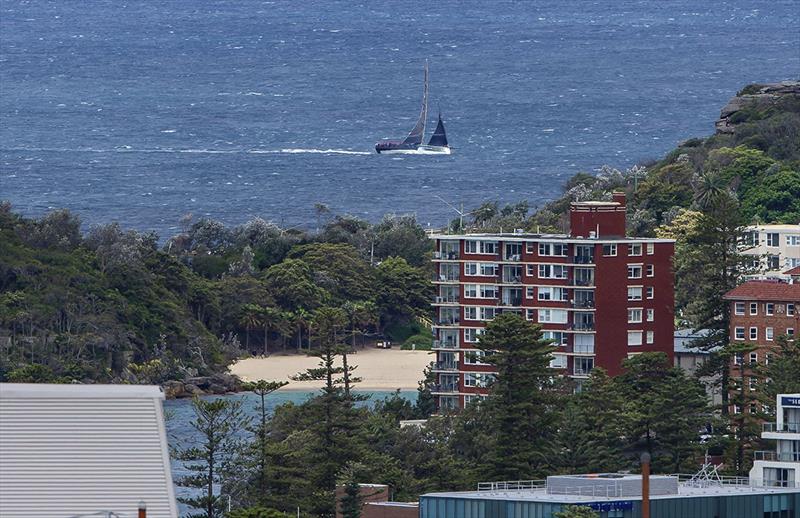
0;383;177;518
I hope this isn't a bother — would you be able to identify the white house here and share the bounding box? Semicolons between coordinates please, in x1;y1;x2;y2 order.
0;383;178;518
750;393;800;488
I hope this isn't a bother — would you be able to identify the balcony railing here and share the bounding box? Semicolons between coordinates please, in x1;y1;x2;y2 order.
434;274;459;282
502;276;523;284
432;340;459;349
435;317;460;326
754;451;800;462
572;278;595;287
573;344;595;354
573;367;593;376
499;298;523;307
432;383;459;393
433;361;459;371
571;322;596;331
572;299;595;309
573;255;595;264
504;254;522;262
434;296;460;304
434;251;460;260
763;422;800;433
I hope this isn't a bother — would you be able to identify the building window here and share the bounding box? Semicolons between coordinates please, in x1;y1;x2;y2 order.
646;331;654;344
543;331;569;346
549;354;568;369
539;242;567;256
787;328;795;338
464;329;483;343
628;309;643;323
464;263;478;276
765;352;773;365
627;287;643;301
749;352;758;364
646;243;655;255
539;287;568;301
463;350;487;364
526;287;534;299
750;302;758;315
526;309;535;321
464;307;478;320
464;373;494;388
735;302;745;315
628;331;643;346
766;233;779;247
735;327;745;340
646;287;654;299
539;309;568;324
749;327;758;340
627;265;643;279
539;264;568;279
646;309;655;322
629;243;642;256
465;241;478;254
788;303;795;316
767;255;780;270
766;327;774;341
788;235;800;246
646;264;654;277
749;377;757;391
526;264;535;277
734;353;743;366
733;404;742;414
602;244;617;257
480;241;497;254
464;284;478;298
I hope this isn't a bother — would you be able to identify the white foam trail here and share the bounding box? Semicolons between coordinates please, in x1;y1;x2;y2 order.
2;146;371;156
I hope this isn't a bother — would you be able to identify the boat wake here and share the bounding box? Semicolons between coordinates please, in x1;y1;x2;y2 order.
2;146;371;156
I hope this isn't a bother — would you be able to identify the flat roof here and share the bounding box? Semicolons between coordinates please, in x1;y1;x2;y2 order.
422;484;800;504
429;233;674;244
0;383;165;400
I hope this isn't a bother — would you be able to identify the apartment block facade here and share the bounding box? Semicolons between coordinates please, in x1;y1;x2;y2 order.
742;224;800;275
724;280;800;415
750;393;800;488
430;193;675;410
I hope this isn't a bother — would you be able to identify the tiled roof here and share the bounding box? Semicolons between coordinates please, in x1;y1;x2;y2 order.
785;265;800;275
723;280;800;301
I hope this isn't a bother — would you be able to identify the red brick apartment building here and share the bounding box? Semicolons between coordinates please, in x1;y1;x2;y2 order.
724;279;800;414
430;193;675;411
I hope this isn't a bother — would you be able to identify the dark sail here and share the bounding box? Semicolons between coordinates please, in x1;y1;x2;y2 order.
401;61;428;146
427;113;448;147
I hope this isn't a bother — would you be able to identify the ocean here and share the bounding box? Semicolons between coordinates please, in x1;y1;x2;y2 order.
1;0;798;236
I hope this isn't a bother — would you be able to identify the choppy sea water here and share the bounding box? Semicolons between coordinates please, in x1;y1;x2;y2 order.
1;0;798;236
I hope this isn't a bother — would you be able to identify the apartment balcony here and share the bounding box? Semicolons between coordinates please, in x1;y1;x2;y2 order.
572;344;595;355
571;278;595;287
572;299;595;309
434;317;460;326
434;251;460;260
572;367;593;376
434;296;460;304
499;298;523;307
432;340;459;350
432;361;459;372
504;254;522;262
431;383;459;394
501;275;523;284
573;255;595;264
433;274;460;283
754;451;800;462
571;322;596;331
763;422;800;433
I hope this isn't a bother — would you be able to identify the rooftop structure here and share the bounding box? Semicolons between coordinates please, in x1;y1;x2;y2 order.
0;383;178;518
421;473;800;518
429;193;675;410
750;393;800;489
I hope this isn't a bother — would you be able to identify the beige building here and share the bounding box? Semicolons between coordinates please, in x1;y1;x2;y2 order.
742;224;800;275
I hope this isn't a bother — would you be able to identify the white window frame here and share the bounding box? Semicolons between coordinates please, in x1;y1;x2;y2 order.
766;327;774;341
464;307;478;321
628;331;643;346
646;308;655;322
629;243;642;256
464;263;478;276
539;309;568;324
646;331;654;344
627;309;643;324
627;265;643;279
646;264;654;277
787;304;795;317
749;352;758;364
749;327;758;340
765;303;774;316
787;235;800;246
646;243;655;255
734;302;745;315
766;233;779;247
465;241;478;254
602;244;617;257
646;287;654;299
735;327;745;340
750;302;758;316
627;287;643;301
464;284;478;298
526;287;534;299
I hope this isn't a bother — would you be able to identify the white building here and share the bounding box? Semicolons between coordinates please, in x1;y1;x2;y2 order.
750;393;800;488
0;383;178;518
743;224;800;275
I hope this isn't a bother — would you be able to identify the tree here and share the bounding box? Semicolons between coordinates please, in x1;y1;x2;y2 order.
227;508;287;518
239;304;262;351
374;257;432;332
553;506;599;518
173;397;249;518
759;334;800;402
338;465;363;518
476;313;561;479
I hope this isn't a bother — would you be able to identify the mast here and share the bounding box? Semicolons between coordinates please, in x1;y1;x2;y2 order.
401;61;429;147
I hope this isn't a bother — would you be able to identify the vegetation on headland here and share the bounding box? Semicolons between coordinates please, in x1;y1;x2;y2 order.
0;204;433;386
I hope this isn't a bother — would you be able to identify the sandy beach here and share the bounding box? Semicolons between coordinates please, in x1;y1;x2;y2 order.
229;348;434;390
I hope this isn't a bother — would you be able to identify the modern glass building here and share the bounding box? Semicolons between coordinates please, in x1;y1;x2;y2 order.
419;474;800;518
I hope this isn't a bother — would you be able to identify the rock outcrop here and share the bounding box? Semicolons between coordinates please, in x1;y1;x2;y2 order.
162;372;241;399
716;81;800;134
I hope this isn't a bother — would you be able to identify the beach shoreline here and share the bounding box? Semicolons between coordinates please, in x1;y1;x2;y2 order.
229;348;434;391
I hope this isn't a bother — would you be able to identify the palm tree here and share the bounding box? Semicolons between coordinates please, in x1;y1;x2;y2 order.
693;170;730;211
258;306;282;356
239;304;262;352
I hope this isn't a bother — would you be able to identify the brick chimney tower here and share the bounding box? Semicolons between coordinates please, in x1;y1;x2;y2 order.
569;191;627;238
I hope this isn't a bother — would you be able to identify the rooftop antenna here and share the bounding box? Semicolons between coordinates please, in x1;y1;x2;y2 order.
434;194;479;232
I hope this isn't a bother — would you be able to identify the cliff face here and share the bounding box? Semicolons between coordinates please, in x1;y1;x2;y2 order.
716;81;800;133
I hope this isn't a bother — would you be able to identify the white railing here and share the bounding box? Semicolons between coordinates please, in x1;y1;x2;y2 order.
477;480;545;491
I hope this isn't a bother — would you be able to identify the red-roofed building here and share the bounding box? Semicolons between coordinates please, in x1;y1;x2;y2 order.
723;280;800;414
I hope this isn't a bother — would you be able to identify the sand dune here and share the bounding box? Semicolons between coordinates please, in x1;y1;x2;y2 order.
229;348;434;390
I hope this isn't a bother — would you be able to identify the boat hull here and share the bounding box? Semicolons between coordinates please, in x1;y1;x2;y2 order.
375;145;452;155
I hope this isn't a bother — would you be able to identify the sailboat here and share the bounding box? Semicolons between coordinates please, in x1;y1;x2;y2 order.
375;62;452;155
